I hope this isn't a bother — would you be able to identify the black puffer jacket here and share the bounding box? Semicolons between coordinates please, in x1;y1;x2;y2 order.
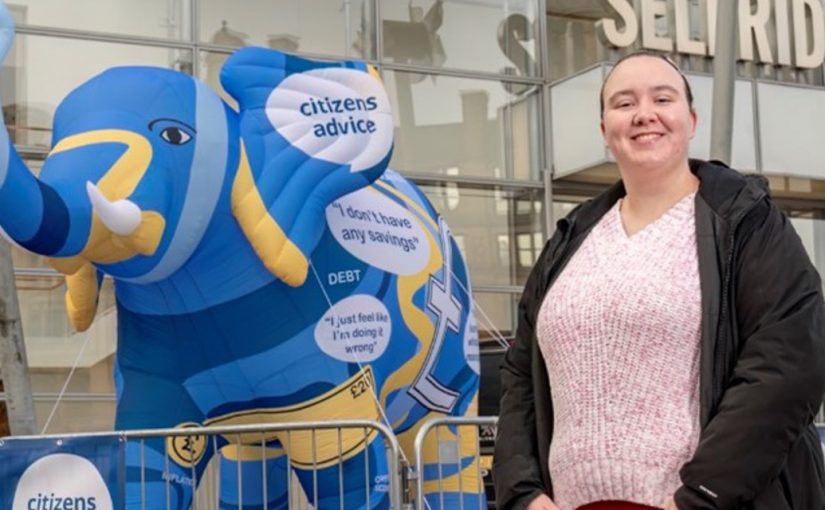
493;160;825;510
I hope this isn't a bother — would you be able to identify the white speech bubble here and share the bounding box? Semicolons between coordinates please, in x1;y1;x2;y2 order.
315;295;391;363
464;314;480;375
266;67;393;173
13;453;114;510
326;188;430;275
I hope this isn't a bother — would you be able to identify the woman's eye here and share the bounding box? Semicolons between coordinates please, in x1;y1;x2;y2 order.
160;127;192;145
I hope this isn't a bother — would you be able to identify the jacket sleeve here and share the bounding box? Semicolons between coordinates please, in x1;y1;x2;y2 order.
492;236;556;510
675;200;825;510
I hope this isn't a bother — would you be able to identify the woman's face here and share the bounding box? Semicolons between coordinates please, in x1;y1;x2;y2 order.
600;56;697;175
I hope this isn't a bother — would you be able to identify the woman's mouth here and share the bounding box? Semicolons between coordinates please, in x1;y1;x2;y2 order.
631;132;664;143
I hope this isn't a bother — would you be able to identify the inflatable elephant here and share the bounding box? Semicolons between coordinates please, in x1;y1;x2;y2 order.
0;5;481;510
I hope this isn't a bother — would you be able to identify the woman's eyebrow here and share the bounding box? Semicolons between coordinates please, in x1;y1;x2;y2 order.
607;89;634;103
651;84;680;94
608;84;680;105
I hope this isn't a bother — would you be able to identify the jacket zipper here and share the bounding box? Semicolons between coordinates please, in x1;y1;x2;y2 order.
711;198;762;412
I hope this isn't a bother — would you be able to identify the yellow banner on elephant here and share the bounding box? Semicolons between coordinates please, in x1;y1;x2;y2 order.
204;367;379;469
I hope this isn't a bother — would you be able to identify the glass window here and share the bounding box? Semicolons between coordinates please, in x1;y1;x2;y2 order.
547;6;608;82
786;205;825;290
5;35;192;148
418;183;544;286
11;247;48;270
758;82;825;179
547;2;710;83
497;234;510;267
17;275;116;395
199;49;235;109
384;70;542;180
552;198;581;224
10;0;192;41
769;176;825;202
199;0;374;60
687;76;757;172
549;66;607;178
381;0;541;77
516;232;542;267
472;291;519;345
33;398;115;434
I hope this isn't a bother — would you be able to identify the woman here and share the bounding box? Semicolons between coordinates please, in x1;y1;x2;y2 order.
492;51;825;510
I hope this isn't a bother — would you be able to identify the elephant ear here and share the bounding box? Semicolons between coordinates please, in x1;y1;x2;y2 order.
220;48;393;287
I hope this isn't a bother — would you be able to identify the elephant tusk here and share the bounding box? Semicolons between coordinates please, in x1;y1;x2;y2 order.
86;181;143;236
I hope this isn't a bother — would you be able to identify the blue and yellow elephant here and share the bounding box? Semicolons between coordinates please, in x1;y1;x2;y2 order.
0;3;482;510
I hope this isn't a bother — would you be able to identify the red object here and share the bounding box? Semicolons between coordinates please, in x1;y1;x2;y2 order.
577;502;661;510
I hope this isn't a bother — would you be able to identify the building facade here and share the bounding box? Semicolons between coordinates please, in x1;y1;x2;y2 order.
2;0;825;433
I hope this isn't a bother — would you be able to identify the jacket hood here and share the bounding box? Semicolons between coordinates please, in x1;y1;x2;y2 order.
560;159;769;239
693;159;769;225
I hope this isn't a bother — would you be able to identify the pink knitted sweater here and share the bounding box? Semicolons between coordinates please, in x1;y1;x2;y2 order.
536;193;702;510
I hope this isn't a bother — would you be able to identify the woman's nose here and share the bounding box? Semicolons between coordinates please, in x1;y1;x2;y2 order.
633;104;656;125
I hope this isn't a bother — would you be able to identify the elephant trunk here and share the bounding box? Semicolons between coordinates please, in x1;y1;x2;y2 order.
0;129;165;332
0;4;78;259
0;129;164;275
0;138;74;257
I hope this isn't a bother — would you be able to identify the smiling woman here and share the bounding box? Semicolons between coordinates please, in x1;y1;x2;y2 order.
493;51;825;510
598;53;698;236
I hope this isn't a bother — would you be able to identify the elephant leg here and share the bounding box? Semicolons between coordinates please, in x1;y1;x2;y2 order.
217;443;289;510
419;425;487;510
117;368;213;510
125;436;215;510
292;432;390;510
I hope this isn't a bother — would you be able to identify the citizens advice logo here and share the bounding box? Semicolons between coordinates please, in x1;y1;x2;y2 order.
266;67;393;173
12;454;113;510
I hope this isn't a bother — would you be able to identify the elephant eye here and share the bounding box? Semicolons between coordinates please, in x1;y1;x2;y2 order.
160;127;192;145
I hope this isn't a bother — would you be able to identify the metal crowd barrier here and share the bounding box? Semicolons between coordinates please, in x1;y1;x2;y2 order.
11;419;403;510
411;416;498;510
6;417;504;510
